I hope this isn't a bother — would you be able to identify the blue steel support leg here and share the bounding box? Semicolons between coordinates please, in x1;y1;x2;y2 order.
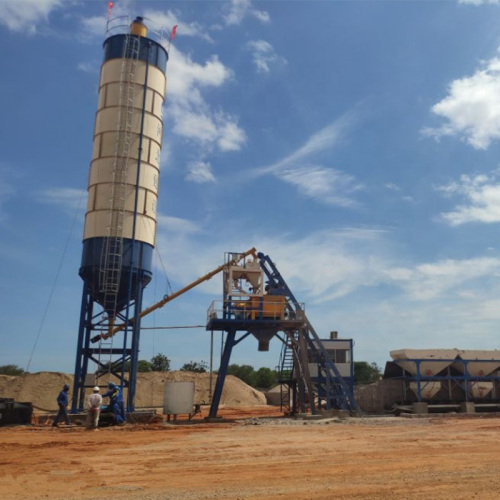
72;284;93;414
128;275;144;413
209;329;237;419
464;360;470;402
416;360;422;402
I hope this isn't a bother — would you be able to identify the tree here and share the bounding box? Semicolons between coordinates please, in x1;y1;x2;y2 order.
0;364;25;376
150;353;170;372
121;360;152;372
180;360;208;373
353;361;382;385
254;367;277;389
137;360;153;372
227;364;257;387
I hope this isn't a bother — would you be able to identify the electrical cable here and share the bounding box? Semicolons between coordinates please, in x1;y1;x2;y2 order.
26;191;85;373
140;325;205;330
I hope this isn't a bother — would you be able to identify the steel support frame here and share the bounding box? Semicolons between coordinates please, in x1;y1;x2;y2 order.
393;358;500;403
71;274;145;414
208;330;251;418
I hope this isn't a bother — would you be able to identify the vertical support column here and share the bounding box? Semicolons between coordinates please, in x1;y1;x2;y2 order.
71;284;94;414
292;344;306;413
209;329;237;418
127;274;145;412
298;330;316;415
416;360;422;402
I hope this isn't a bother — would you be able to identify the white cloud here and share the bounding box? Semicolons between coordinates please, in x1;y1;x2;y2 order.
185;161;216;183
437;172;500;225
216;117;247;151
423;55;500;149
156;214;201;235
80;15;107;39
167;51;233;104
223;0;270;26
257;229;391;302
144;9;213;42
77;61;98;73
0;175;15;223
166;48;246;155
249;112;362;206
0;0;64;33
279;165;363;208
256;112;356;177
36;187;87;214
386;256;500;300
246;40;287;73
459;0;500;4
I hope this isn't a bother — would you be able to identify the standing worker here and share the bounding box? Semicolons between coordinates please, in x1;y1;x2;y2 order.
52;384;71;427
87;386;102;431
103;382;126;425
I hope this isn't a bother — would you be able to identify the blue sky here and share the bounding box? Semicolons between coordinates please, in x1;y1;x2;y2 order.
3;0;500;375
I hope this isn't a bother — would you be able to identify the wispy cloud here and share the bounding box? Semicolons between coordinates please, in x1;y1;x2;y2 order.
0;0;65;34
144;9;213;42
279;165;363;207
245;40;287;73
249;111;362;207
223;0;270;26
79;14;107;40
256;112;357;177
423;53;500;149
77;61;99;74
458;0;500;4
156;214;201;235
437;171;500;225
0;173;15;223
386;256;500;300
36;187;87;215
185;161;216;184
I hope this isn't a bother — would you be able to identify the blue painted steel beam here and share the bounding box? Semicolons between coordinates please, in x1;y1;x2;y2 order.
209;329;237;418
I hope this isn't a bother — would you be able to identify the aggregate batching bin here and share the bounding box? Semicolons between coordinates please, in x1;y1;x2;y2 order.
453;350;500;398
391;349;459;399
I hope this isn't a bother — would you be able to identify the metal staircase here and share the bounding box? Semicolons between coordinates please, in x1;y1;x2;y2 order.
277;338;295;412
258;252;361;415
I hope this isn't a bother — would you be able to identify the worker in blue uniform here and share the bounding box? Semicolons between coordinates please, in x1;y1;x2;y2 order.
52;384;71;427
103;382;126;425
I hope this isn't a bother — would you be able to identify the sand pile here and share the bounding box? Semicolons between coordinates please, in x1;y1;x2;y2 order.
0;371;266;411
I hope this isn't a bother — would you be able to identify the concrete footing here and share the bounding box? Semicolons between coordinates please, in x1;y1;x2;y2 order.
412;402;428;414
460;402;475;414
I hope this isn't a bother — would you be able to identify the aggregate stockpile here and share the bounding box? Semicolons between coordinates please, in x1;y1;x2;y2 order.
0;372;266;412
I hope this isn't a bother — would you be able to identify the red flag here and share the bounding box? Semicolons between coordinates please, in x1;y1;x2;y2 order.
108;1;114;17
170;25;178;41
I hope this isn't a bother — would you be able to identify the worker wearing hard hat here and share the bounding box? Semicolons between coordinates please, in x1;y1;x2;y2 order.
86;386;102;431
52;384;71;427
103;382;126;425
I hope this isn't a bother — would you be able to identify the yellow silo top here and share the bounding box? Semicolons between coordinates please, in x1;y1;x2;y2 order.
130;17;147;37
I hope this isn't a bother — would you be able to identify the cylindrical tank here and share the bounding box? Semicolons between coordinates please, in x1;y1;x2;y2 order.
79;17;168;314
163;381;195;415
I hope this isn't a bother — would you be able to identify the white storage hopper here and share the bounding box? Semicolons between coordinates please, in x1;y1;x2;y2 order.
409;381;441;399
469;381;494;399
453;350;500;377
390;349;459;376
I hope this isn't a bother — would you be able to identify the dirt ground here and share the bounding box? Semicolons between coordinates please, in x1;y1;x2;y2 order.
2;407;500;500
